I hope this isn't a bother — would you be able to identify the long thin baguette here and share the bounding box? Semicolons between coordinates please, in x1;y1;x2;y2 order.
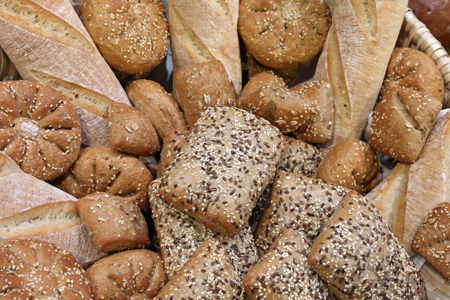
0;0;131;146
314;0;408;151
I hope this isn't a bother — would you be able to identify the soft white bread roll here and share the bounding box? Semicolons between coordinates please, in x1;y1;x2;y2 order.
0;0;131;146
313;0;408;151
0;152;106;267
168;0;242;97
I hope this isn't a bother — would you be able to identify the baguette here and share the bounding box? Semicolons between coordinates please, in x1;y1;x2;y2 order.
0;0;132;146
313;0;408;151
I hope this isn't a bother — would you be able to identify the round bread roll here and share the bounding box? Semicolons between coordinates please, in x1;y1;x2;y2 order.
0;239;92;299
86;249;167;299
238;0;331;69
81;0;169;76
55;146;153;211
315;139;381;194
241;71;287;98
0;80;81;181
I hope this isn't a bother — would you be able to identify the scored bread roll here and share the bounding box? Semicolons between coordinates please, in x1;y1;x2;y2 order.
168;0;242;96
313;0;408;151
0;0;132;146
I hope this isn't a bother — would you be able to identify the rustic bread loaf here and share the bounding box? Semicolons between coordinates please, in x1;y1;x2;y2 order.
55;146;153;211
173;60;236;128
243;229;334;300
0;80;81;181
149;178;259;280
313;0;408;152
81;0;169;77
0;0;132;146
126;79;189;139
238;0;331;69
155;238;243;299
168;0;242;96
412;202;450;280
158;106;286;237
77;192;150;252
156;130;189;178
86;249;167;299
315;139;381;194
369;48;444;162
255;171;348;255
0;239;93;299
108;101;160;156
308;191;427;299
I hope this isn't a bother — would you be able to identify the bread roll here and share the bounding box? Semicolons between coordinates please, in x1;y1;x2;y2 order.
278;136;323;177
313;0;408;151
168;0;242;96
308;191;426;299
0;239;92;299
158;106;286;237
87;249;167;299
0;0;132;147
241;71;287;98
156;130;189;178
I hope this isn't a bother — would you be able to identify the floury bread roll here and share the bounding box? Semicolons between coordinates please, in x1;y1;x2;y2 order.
313;0;408;151
168;0;242;96
0;0;132;146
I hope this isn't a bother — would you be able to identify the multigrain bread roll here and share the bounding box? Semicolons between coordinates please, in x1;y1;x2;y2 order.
241;71;287;98
238;0;331;69
0;239;93;299
156;130;189;178
308;191;427;299
0;0;132;146
158;106;286;237
173;60;236;128
55;146;153;211
126;79;189;139
81;0;169;77
412;202;450;280
0;80;81;181
77;193;150;252
369;48;444;162
278;136;323;177
155;238;243;300
150;179;259;281
255;171;348;255
315;139;381;194
313;0;408;152
86;249;167;299
243;229;334;300
168;0;242;96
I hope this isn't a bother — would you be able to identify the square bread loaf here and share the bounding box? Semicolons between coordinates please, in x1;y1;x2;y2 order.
158;106;286;236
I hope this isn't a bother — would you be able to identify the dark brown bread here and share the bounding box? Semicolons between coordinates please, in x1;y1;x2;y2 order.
255;171;348;255
0;80;81;181
56;146;153;211
149;179;259;281
77;192;150;252
158;106;286;237
244;229;334;300
308;192;427;300
155;238;243;300
86;249;167;299
412;202;450;280
0;239;92;299
238;0;330;69
81;0;169;76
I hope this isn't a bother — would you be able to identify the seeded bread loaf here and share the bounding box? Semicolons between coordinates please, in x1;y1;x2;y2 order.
308;191;426;299
278;136;323;177
244;229;334;300
156;130;189;178
158;106;286;237
86;249;167;299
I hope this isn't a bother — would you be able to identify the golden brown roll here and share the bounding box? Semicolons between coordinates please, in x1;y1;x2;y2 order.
81;0;169;76
86;249;167;299
0;80;81;181
156;130;189;178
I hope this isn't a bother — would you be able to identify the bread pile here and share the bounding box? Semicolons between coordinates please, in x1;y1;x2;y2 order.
0;0;448;298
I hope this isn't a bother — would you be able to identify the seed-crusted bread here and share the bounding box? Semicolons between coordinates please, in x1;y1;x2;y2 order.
308;191;427;300
255;171;348;255
156;130;189;178
241;71;287;98
243;229;334;300
279;136;323;177
155;237;243;300
149;179;259;281
158;106;286;237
